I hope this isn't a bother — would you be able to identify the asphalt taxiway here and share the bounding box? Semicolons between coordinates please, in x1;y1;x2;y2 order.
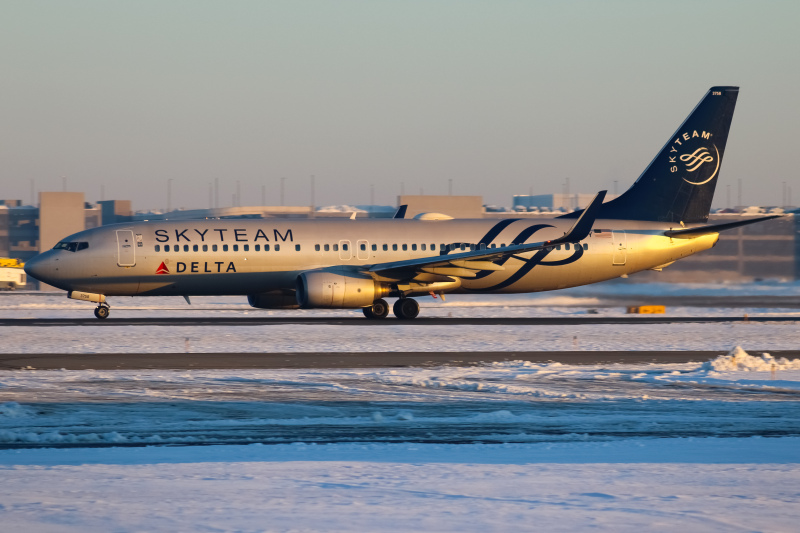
0;315;795;327
3;350;800;370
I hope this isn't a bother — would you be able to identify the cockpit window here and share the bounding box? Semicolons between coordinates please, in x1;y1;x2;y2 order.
54;241;89;252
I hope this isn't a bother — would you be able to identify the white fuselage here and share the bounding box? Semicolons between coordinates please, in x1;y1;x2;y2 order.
26;217;718;300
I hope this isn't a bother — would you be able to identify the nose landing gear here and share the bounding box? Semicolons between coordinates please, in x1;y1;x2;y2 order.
94;304;110;320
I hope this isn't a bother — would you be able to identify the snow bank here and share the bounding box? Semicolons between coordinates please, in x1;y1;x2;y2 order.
701;346;800;371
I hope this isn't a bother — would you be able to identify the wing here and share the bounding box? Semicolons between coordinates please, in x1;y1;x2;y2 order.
368;191;606;281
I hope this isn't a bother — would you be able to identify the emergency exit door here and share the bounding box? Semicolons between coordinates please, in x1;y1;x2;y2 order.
611;231;626;265
116;230;136;267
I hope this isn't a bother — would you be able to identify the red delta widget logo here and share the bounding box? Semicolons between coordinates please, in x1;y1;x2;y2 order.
156;262;170;275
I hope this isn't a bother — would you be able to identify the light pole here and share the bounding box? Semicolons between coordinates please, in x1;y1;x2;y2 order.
310;175;315;218
167;179;173;212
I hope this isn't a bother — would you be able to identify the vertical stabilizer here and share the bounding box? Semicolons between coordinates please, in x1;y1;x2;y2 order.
566;87;738;223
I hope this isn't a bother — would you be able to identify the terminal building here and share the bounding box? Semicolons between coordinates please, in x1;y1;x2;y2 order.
1;191;798;287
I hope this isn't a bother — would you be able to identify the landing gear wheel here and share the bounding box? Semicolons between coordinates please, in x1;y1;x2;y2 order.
94;306;110;320
393;298;420;320
363;299;389;319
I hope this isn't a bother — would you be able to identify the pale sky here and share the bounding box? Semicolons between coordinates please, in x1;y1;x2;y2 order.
1;1;798;211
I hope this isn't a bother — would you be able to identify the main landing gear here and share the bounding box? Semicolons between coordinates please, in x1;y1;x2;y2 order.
393;298;420;320
94;304;110;320
363;298;390;319
362;297;420;320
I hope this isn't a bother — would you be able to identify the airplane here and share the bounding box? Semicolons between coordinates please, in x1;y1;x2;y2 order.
25;86;779;320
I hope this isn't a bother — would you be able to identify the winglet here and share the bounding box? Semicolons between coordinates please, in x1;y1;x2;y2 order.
394;205;408;219
552;191;606;244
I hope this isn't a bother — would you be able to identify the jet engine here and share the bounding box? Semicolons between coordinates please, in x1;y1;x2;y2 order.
296;269;389;308
247;290;300;309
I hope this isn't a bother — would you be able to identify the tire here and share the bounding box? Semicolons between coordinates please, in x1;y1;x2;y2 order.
363;299;390;319
94;306;110;320
393;298;419;320
372;299;389;319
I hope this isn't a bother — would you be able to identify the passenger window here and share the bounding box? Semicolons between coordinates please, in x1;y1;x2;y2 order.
223;244;229;252
480;243;486;250
490;244;496;249
430;244;435;251
402;244;408;251
315;244;320;251
565;243;570;251
155;245;160;252
184;245;189;252
470;244;475;251
411;244;417;251
324;244;330;251
77;242;89;251
556;245;561;250
343;243;348;251
333;244;339;251
233;245;239;252
203;244;208;252
193;245;199;252
212;244;218;252
265;244;270;251
372;244;377;251
392;244;397;251
295;244;301;251
383;244;388;251
460;244;466;251
255;244;260;251
244;245;250;252
360;243;366;251
421;244;426;251
275;244;280;251
440;244;446;251
583;243;589;250
501;243;506;248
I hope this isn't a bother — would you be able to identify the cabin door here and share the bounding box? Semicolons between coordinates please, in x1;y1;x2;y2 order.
116;230;136;267
611;231;627;266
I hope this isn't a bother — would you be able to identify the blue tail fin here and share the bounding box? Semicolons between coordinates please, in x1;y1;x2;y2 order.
565;86;739;223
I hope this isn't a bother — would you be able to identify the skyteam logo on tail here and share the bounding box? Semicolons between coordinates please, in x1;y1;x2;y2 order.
669;130;720;186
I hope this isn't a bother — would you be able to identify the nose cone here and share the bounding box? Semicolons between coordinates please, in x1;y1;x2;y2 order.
24;252;55;285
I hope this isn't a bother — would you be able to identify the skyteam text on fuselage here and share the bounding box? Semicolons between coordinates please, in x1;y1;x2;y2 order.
25;86;779;320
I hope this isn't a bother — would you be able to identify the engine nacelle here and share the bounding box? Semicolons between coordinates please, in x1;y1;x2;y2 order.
247;291;300;309
296;269;388;308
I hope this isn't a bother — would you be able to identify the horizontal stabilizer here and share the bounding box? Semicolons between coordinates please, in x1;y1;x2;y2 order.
664;215;781;238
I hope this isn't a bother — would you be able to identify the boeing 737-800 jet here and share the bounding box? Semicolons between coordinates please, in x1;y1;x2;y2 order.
25;86;778;319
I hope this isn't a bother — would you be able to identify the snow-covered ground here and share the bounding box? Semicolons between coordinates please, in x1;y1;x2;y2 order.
1;352;799;531
3;286;800;353
2;349;799;447
2;284;800;531
4;320;800;353
1;439;799;532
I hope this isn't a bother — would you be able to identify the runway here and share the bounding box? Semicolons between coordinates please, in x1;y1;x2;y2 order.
0;315;794;327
